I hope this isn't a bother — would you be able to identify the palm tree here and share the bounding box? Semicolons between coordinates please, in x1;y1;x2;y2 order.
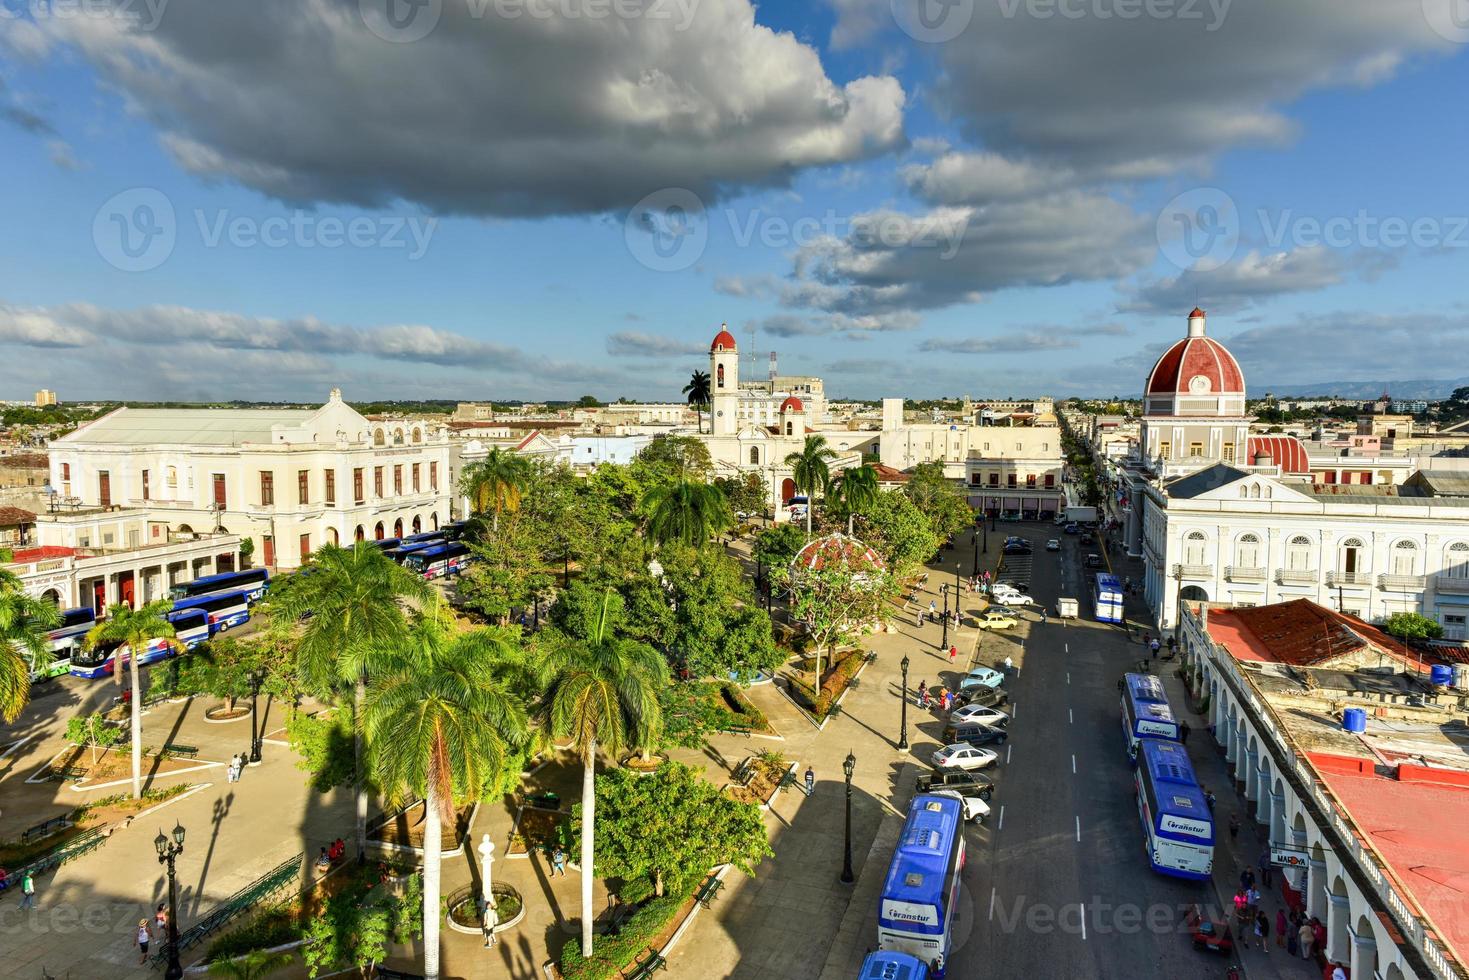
0;583;61;722
83;600;181;799
784;435;838;537
366;602;528;980
270;542;432;863
640;479;732;549
832;465;880;536
206;947;296;979
541;590;667;956
460;449;531;532
682;370;711;434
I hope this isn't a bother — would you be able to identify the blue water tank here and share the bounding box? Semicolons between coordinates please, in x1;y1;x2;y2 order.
1431;664;1454;687
1342;707;1368;733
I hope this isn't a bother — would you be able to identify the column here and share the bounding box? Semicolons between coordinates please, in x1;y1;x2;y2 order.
1224;708;1238;764
1244;749;1261;804
1349;928;1377;980
1288;828;1309;893
1253;764;1271;828
1327;893;1351;964
1268;790;1287;846
1307;859;1328;920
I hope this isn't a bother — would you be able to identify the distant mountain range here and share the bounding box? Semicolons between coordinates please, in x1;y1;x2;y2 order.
1260;378;1469;400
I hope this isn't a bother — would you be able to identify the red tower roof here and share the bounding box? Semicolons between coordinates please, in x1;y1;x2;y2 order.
1246;435;1310;474
710;326;737;352
1189;307;1206;318
780;396;804;413
1145;310;1244;396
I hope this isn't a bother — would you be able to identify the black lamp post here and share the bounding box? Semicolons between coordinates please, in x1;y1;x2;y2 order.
940;584;949;649
248;670;263;763
840;750;856;884
971;531;980;577
154;821;186;980
898;653;910;753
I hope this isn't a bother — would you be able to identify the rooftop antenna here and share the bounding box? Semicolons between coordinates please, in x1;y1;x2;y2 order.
746;322;758;381
769;350;778;383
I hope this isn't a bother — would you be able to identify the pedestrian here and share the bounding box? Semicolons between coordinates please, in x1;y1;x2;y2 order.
1298;920;1315;960
1255;910;1270;954
942;690;953;712
483;905;500;948
1180;720;1191;743
928;600;937;622
155;902;168;935
1331;964;1347;980
1040;607;1048;624
137;918;152;965
916;608;925;627
1242;868;1255;892
551;845;567;877
1246;886;1261;913
1287;917;1300;956
948;644;958;664
1276;908;1288;949
18;870;34;910
917;679;928;704
1312;918;1327;960
804;766;815;797
1259;849;1273;889
1229;813;1240;840
1150;637;1160;659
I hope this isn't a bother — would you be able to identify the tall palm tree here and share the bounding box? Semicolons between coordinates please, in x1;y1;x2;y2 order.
541;590;667;955
682;370;711;434
83;600;180;799
366;602;528;980
0;583;61;722
270;542;432;863
832;465;880;536
460;449;531;532
640;479;732;549
784;435;838;537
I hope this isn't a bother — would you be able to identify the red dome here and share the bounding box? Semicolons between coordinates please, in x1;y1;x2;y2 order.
711;327;737;352
1189;307;1206;319
780;396;804;413
1247;435;1310;474
1146;311;1244;397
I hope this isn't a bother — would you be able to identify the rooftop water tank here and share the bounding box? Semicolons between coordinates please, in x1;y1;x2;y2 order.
1431;664;1454;687
1342;707;1367;733
1454;664;1469;690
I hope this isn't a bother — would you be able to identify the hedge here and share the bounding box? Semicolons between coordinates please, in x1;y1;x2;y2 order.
787;649;866;720
559;882;697;980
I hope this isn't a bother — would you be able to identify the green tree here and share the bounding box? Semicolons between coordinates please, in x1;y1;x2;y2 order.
782;541;893;683
634;435;713;484
660;547;779;681
1382;611;1445;641
905;462;972;540
270;542;432;863
714;472;766;518
784;435;838;536
640;479;733;549
752;523;805;572
579;763;772;898
829;465;879;536
683;370;711;434
65;712;123;765
460;448;532;532
863;490;940;581
365;602;529;980
199;635;263;713
206;948;296;979
0;578;61;720
577;394;602;408
83;600;181;799
540;589;668;955
458;516;553;625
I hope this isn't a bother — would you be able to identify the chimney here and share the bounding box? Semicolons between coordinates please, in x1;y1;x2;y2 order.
1187;307;1207;338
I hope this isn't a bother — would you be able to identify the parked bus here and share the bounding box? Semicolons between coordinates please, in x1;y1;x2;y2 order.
858;951;929;980
68;608;209;679
382;540;439;564
877;794;964;977
370;537;403;552
171;587;255;632
403;542;470;580
1120;672;1179;758
169;567;269;604
399;531;446;547
1135;737;1214;880
33;606;96;680
441;520;470;540
1093;572;1124;623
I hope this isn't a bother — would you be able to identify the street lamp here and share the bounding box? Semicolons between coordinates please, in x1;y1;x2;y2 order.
940;584;950;649
248;669;264;763
898;653;910;753
840;750;856;884
154;821;186;980
971;531;980;577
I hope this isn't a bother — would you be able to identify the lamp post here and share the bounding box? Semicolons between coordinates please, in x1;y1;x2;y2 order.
840;750;856;884
154;821;186;980
940;584;949;649
898;653;910;753
971;531;980;577
1172;563;1183;633
248;670;263;763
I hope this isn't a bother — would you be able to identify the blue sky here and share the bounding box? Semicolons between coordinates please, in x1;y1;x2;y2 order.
2;0;1468;402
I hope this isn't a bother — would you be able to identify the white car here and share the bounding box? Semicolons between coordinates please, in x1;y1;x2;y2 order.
931;743;999;771
950;703;1010;727
992;589;1035;607
930;789;991;824
1046;539;1061;551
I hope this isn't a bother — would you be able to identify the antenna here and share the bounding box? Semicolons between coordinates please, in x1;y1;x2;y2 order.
746;322;757;380
769;351;778;383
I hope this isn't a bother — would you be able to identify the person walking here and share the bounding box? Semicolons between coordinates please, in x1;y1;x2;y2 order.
942;689;953;712
1276;908;1288;949
1239;868;1254;893
804;767;815;798
1259;849;1274;889
1246;886;1260;913
1299;920;1315;960
1229;812;1241;841
1040;607;1048;624
155;902;168;936
137;918;153;965
18;870;34;910
1150;637;1161;659
928;600;938;623
550;845;567;877
917;679;928;705
1255;910;1270;954
948;644;958;665
916;607;925;627
1287;914;1300;956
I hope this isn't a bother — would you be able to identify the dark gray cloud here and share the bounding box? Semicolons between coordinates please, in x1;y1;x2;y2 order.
920;322;1128;354
1121;247;1389;315
605;332;707;358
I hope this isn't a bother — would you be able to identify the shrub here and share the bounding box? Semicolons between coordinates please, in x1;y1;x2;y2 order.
285;712;356;792
787;649;866;719
559;884;697;980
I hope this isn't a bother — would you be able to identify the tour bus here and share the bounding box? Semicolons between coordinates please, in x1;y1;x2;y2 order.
403;542;471;580
382;540;439;564
170;567;270;604
877;794;964;978
371;537;403;552
1135;737;1214;880
68;608;209;679
441;520;470;540
171;586;255;632
33;606;96;680
1093;572;1124;623
858;951;929;980
1120;672;1180;758
399;530;446;547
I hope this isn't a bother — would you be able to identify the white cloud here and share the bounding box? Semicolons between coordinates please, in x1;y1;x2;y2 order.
605;332;707;358
1121;246;1376;315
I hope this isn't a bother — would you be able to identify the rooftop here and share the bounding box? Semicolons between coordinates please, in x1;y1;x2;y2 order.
60;407;316;446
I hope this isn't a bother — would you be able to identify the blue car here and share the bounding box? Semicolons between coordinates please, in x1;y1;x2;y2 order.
958;667;1005;691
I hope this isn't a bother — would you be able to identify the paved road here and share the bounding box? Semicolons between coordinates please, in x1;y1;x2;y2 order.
948;521;1217;979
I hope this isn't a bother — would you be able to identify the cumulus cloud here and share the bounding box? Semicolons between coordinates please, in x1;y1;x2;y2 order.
920;323;1129;354
1121;247;1378;315
41;0;905;217
605;332;707;358
755;311;920;338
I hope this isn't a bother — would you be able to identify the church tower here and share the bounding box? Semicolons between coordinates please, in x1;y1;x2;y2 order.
710;324;739;436
1139;308;1250;478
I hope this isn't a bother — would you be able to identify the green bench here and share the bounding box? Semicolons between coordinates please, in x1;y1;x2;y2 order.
162;743;198;760
20;816;71;844
18;829;104;879
625;952;667;979
725;723;753;738
694;874;724;909
50;765;86;781
731;759;753;784
152;853;301;967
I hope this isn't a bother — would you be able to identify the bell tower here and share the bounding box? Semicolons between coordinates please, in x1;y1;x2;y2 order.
710;324;739;436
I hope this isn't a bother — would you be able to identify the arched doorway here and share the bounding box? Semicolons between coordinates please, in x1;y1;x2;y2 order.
327;527;339;547
781;477;796;503
41;588;60;605
393;518;404;538
431;512;439;530
355;525;365;542
374;522;385;540
411;515;422;534
1179;585;1209;602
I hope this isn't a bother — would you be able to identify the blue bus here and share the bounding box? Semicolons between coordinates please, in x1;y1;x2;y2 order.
877;794;964;977
1135;738;1214;880
172;587;254;632
1093;572;1123;623
170;567;269;604
403;542;470;580
68;608;209;679
441;520;470;540
34;607;96;680
1120;672;1179;758
858;951;929;980
382;540;439;564
370;537;403;552
399;530;446;547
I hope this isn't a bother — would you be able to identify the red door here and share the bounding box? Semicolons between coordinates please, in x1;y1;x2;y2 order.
92;580;106;614
213;474;227;508
98;472;111;508
118;571;135;608
781;478;796;504
263;536;275;568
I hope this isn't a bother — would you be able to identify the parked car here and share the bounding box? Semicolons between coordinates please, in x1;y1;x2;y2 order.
943;721;1009;747
914;768;995;799
958;667;1006;690
1064;522;1079;534
931;743;999;771
949;702;1010;727
1085;553;1104;569
975;611;1019;630
929;788;992;824
985;603;1021;617
953;686;1009;709
1046;538;1061;551
991;589;1035;607
1002;542;1032;555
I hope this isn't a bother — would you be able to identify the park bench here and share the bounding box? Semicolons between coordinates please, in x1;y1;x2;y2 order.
694;874;724;909
17;828;104;879
20;816;71;844
731;759;753;784
725;723;752;738
152;853;301;968
50;765;86;782
372;970;425;980
625;951;667;979
162;743;198;760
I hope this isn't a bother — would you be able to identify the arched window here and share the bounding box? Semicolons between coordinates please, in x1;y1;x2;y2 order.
785;421;793;436
1392;539;1418;577
1285;535;1312;571
1235;533;1261;569
393;518;404;538
1183;531;1207;566
1239;486;1249;498
749;447;760;465
374;521;385;540
412;428;422;444
411;515;422;534
373;430;386;447
1249;484;1261;499
327;527;339;547
355;525;365;542
431;512;439;530
1445;542;1469;580
716;364;724;388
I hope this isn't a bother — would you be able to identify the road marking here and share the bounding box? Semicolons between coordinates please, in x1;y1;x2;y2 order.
1011;702;1017;719
998;805;1005;831
1005;743;1012;765
1071;754;1076;774
1068;708;1073;724
1065;642;1069;654
1067;671;1071;685
1075;816;1081;842
988;887;997;921
1080;901;1087;940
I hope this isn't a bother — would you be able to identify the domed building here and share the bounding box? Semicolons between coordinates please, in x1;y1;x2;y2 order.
1138;308;1252;478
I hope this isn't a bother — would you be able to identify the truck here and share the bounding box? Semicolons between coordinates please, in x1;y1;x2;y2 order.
1065;505;1098;524
1056;597;1079;619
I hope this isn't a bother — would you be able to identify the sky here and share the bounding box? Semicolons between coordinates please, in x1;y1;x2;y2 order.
1;0;1468;403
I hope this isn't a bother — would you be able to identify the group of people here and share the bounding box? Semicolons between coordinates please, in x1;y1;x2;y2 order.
914;680;954;713
225;752;248;783
135;902;169;964
314;837;348;872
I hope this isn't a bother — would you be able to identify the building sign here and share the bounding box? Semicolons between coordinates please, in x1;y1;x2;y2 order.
1160;814;1212;839
1270;844;1308;869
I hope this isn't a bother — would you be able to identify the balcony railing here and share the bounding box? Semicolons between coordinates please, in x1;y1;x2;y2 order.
1176;563;1214;579
1224;565;1266;583
1325;570;1370;588
1436;575;1469;595
1278;568;1320;586
1378;573;1426;592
